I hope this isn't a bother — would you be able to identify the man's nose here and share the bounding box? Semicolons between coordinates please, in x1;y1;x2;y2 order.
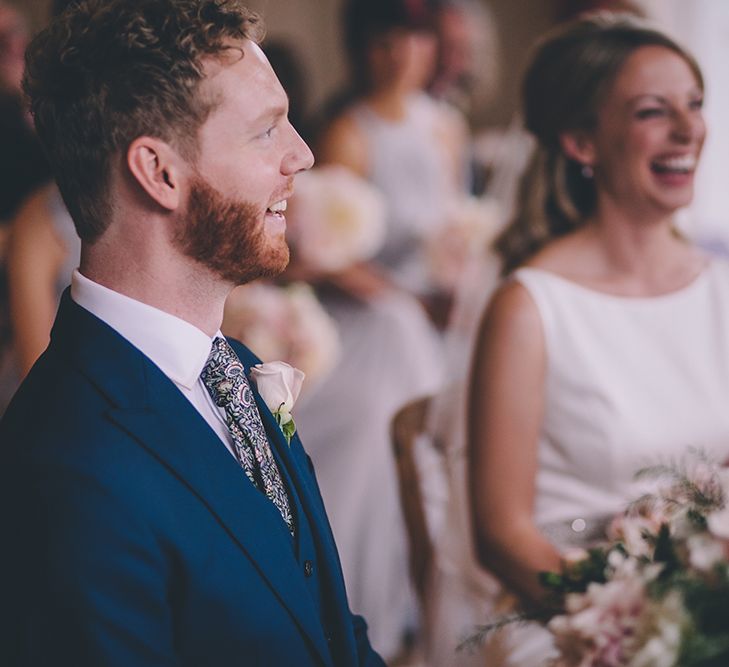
282;123;314;175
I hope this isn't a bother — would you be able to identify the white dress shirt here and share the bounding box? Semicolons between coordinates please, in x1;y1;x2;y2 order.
71;269;236;457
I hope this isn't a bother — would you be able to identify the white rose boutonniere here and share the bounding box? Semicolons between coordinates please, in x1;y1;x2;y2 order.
250;361;305;444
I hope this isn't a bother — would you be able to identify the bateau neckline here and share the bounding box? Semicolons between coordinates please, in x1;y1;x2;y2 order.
516;261;714;302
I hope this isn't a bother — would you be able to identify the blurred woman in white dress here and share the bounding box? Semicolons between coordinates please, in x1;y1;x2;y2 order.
317;0;469;328
466;15;729;666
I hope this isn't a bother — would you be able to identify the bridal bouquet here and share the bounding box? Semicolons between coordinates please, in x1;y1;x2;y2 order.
470;452;729;666
222;281;340;388
285;165;387;273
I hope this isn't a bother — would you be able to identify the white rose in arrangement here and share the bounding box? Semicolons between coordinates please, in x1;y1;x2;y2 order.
686;533;726;572
222;281;340;387
426;195;502;292
250;361;305;443
286;165;387;272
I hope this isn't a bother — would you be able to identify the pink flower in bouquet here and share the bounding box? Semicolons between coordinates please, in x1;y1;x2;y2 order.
549;557;652;667
630;592;685;667
425;195;502;292
286;165;387;272
222;281;340;388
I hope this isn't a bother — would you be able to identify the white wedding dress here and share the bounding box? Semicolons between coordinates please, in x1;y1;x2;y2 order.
424;258;729;667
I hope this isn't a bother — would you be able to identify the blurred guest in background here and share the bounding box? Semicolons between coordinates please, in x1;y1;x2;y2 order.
0;0;26;94
0;2;50;224
1;0;80;414
317;0;469;329
7;183;79;378
428;0;499;123
468;15;729;665
0;1;54;413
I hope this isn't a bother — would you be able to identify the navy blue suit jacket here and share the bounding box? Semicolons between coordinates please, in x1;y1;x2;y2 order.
0;293;385;667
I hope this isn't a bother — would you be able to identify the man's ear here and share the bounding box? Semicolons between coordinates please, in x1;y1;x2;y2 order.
127;137;185;211
559;130;596;168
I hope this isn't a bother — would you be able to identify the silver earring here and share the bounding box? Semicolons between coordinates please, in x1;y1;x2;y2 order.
581;164;594;179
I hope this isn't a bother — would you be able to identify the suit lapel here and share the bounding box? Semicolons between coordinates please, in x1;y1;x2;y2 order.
234;343;346;579
52;296;333;667
238;346;358;662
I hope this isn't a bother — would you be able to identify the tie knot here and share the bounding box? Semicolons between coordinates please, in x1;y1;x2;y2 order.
202;337;246;408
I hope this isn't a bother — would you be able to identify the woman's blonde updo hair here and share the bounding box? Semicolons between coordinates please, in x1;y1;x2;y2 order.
494;14;703;276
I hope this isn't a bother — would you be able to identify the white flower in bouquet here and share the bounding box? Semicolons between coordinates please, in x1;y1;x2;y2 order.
425;195;502;292
222;281;340;388
686;533;725;572
285;165;387;272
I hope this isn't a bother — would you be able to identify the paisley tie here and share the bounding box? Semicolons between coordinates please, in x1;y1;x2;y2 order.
202;337;295;536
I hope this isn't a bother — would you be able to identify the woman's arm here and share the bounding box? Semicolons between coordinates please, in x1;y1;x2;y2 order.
7;186;67;377
468;280;562;605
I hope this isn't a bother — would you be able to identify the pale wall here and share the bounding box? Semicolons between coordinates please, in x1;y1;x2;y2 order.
9;0;556;130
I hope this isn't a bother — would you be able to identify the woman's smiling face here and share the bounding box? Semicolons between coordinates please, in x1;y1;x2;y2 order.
585;45;706;220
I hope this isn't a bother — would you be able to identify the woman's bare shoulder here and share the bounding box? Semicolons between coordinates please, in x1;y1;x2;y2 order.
479;278;542;344
316;112;368;175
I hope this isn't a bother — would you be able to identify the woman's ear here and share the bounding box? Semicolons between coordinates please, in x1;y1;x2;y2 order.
559;130;596;168
126;137;184;212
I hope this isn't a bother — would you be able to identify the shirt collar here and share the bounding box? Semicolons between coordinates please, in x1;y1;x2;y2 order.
71;269;219;389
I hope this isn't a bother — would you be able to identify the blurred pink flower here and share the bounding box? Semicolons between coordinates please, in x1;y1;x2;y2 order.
425;195;502;292
223;281;340;388
286;165;387;272
548;556;656;667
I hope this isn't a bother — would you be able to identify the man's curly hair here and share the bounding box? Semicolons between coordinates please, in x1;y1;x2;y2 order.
24;0;264;242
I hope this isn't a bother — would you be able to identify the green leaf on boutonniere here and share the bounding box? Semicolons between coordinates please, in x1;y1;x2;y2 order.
273;411;297;445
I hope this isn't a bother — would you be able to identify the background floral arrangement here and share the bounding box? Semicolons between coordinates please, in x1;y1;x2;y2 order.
222;281;340;389
285;164;387;273
469;452;729;666
425;194;502;292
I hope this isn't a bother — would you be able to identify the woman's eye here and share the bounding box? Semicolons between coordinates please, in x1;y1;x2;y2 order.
689;98;704;111
635;107;666;120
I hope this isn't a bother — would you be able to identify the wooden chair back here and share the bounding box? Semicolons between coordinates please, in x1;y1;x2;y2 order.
391;395;435;602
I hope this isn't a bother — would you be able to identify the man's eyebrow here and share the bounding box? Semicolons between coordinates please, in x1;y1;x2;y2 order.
253;100;289;126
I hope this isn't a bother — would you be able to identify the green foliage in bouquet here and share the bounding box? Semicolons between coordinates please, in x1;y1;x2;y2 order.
539;547;611;595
